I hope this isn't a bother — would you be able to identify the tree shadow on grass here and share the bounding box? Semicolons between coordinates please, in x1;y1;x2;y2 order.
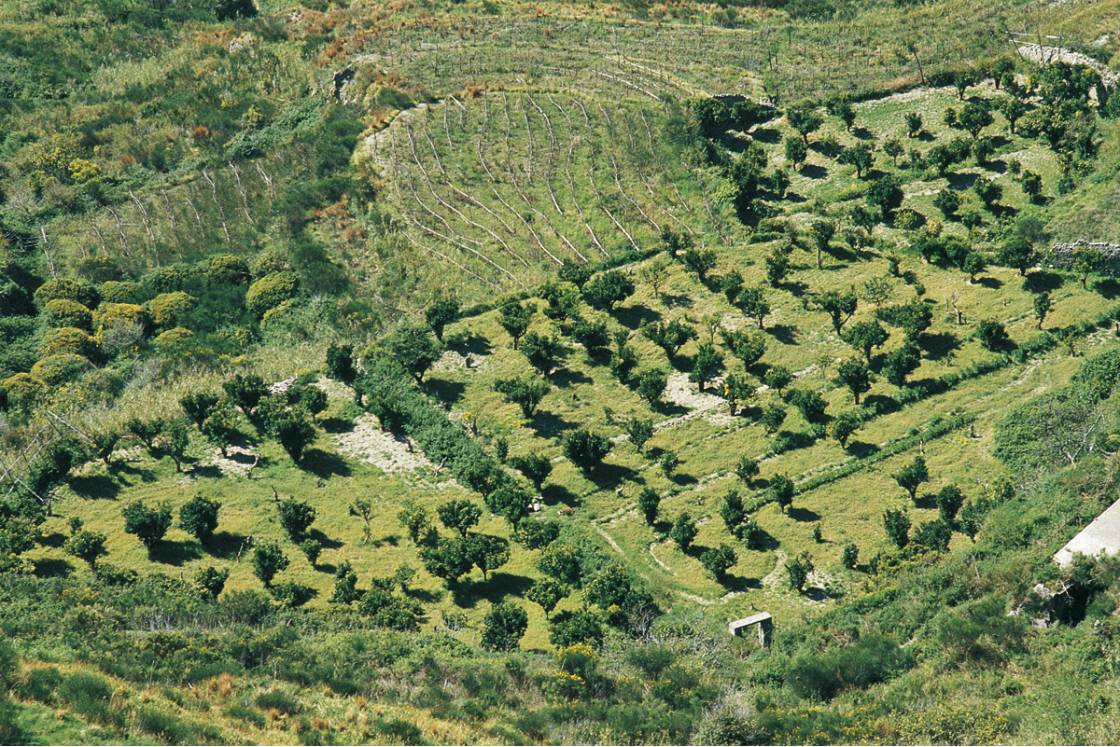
947;172;979;190
187;464;224;480
799;164;829;180
918;331;960;360
667;471;697;487
308;528;343;550
405;586;444;604
320;416;355;434
34;558;73;578
851;126;874;140
585;462;642;491
1093;278;1120;299
372;533;401;548
751;126;782;144
659;292;693;309
206;531;252;559
446;331;492;357
39;531;67;548
845;440;880;459
551;368;592;388
749;527;780;551
1023;270;1064;294
766;324;799;345
301;448;351;478
721;574;762;592
787;506;821;523
614;303;661;330
110;462;157;483
652;400;689;417
67;474;120;500
452;572;534;608
150;540;203;566
862;393;898;416
977;276;1003;290
424;377;466;406
530;409;577;439
541;484;581;508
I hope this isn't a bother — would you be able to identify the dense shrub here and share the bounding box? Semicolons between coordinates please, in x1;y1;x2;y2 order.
30;353;93;385
33;277;99;309
43;298;93;330
246;272;299;318
787;634;912;700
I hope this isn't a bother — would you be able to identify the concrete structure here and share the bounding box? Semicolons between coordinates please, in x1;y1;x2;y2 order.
1054;497;1120;568
728;612;772;648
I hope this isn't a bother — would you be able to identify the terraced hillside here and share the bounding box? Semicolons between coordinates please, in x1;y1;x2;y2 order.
5;1;1120;745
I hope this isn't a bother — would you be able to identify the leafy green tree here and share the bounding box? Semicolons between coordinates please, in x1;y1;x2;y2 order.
736;456;759;485
883;508;910;548
963;252;987;283
642;318;696;358
764;365;792;394
425;296;460;341
957;100;993;139
883;138;903;165
437;499;482;538
520;332;564;376
582;270;635;311
720;489;746;534
737;286;770;329
91;431;120;470
933;189;960;219
65;530;107;568
690;342;724;392
180;391;219;429
200;402;240;457
670;512;698;551
831;410;861;448
842;542;859;569
681;247;717;282
613;415;649;455
721;372;755;416
770;474;795;513
223;373;268;417
973;177;1002;211
786;552;813;592
163;420;191;472
637;487;661;525
1033;292;1052;330
784;135;808;170
122;501;172;552
277;498;316;541
326;342;357;388
485;484;532;526
836;357;871;404
839;143;873;178
299;538;322;566
559;261;594;289
721;329;766;371
385;325;441;383
527;579;567;618
563;429;611;471
498;301;534;349
866;175;904;222
330;561;361;604
179;495;220;542
952;68;979;99
348;499;374;545
701;544;737;581
958;501;984;540
569;317;610;356
196;566;230;599
493;376;550;418
420;537;472;586
844;320;888;362
510;453;553;491
549;608;605;648
1072;246;1103;287
765;245;792;286
397;503;431;544
787;104;823;142
894;456;928;501
761;402;787;434
659;451;680;477
817;290;858;335
828;99;856;130
252;542;289;587
905;112;923;138
912;518;952;552
482;602;528;651
936;485;965;523
1017;170;1042;205
976;319;1010;351
274;410;316;464
789;388;828;423
464;533;511;579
